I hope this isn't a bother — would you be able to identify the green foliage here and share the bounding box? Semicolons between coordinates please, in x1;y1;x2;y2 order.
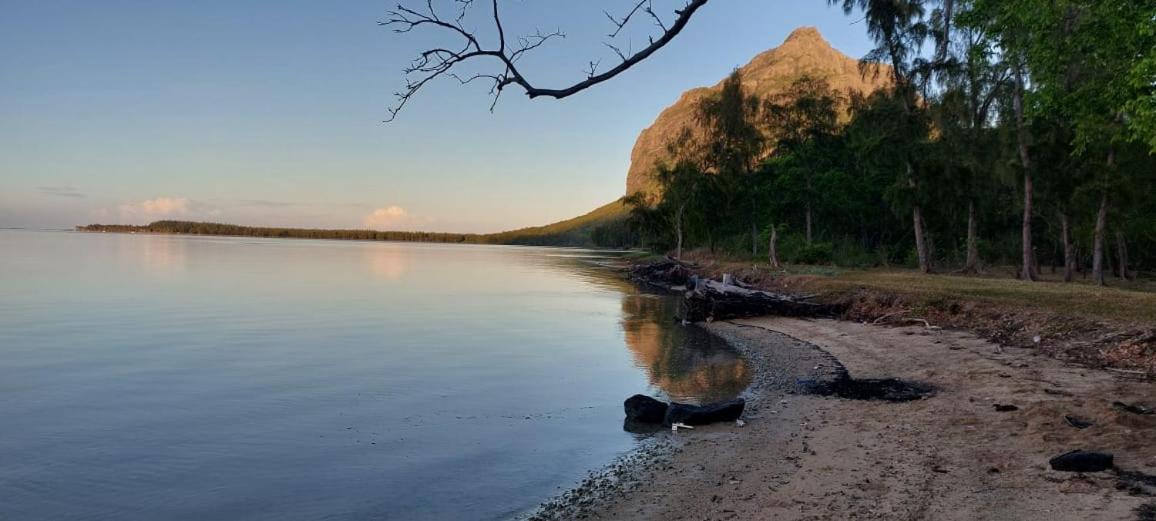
485;200;629;246
793;242;835;265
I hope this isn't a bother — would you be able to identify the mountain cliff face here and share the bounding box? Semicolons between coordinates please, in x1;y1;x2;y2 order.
625;27;892;195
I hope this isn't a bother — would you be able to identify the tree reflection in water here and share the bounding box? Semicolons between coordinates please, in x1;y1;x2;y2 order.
620;291;751;405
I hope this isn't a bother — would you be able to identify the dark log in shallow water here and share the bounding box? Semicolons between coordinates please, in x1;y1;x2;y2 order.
624;394;669;424
623;394;745;427
679;278;839;322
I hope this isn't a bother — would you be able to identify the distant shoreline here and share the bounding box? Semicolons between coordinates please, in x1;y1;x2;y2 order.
74;208;630;248
71;226;629;251
76;221;490;245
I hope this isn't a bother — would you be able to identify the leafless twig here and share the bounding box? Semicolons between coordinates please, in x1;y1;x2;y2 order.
381;0;710;121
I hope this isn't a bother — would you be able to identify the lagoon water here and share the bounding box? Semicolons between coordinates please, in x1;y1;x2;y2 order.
0;230;749;521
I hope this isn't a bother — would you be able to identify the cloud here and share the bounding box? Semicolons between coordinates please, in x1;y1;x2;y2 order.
37;186;85;198
120;197;190;217
112;197;220;223
237;199;303;208
362;206;418;230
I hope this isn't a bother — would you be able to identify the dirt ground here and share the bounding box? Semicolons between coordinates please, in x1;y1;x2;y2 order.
555;317;1156;521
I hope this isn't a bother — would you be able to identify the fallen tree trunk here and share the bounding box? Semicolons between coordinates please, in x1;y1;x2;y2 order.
680;277;841;322
629;259;693;290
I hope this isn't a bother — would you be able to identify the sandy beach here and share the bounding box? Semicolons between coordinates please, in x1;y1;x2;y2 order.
533;317;1156;520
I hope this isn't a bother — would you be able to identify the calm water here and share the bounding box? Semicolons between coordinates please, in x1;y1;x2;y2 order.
0;230;748;521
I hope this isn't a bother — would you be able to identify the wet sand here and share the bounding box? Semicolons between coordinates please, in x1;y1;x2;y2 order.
531;317;1156;520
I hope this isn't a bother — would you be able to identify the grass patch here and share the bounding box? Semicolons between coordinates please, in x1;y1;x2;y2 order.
809;270;1156;324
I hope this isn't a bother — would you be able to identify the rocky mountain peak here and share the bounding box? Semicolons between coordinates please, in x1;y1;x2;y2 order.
783;26;826;45
625;27;892;195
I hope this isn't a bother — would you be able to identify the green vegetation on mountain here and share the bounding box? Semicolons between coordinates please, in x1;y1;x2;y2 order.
484;200;632;246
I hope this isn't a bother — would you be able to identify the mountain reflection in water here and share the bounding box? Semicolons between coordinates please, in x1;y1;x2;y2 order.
620;291;751;405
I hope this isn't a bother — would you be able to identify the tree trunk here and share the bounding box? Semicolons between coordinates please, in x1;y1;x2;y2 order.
1092;192;1109;286
804;171;814;246
1013;66;1034;282
1021;170;1035;281
963;199;978;274
1061;211;1075;282
675;205;685;262
1092;144;1116;286
937;0;955;64
908;160;931;274
751;220;758;258
1116;229;1129;281
768;224;781;269
913;205;930;274
804;202;813;247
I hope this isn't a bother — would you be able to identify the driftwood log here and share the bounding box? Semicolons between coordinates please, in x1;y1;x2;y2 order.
630;259;692;290
679;278;840;322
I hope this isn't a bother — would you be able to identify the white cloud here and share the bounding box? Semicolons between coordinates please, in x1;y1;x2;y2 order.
111;197;220;224
120;197;190;217
362;206;417;230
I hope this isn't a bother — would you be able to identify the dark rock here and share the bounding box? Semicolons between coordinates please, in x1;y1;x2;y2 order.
624;394;668;424
1115;469;1156;497
993;404;1019;412
1112;401;1154;415
664;398;745;426
1049;450;1115;472
1136;503;1156;521
1064;415;1094;429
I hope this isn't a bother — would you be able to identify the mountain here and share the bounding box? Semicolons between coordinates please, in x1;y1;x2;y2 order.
625;27;892;195
485;199;627;246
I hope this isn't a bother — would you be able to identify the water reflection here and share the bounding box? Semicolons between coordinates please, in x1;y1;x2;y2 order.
116;234;187;272
362;244;408;280
620;291;751;405
0;234;754;521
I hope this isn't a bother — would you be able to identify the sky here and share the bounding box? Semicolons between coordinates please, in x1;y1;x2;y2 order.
0;1;873;233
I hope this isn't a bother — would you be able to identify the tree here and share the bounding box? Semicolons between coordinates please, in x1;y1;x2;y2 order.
653;160;706;261
998;0;1156;285
924;2;997;273
831;0;934;273
622;191;665;250
765;75;842;246
695;70;767;257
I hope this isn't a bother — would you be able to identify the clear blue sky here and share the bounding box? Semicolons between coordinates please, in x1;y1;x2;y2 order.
0;0;872;232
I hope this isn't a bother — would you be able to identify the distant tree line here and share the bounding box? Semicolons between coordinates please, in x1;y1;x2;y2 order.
615;0;1156;284
76;210;633;247
78;221;487;243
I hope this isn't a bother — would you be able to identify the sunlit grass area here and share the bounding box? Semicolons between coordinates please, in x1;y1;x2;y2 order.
806;269;1156;324
678;250;1156;324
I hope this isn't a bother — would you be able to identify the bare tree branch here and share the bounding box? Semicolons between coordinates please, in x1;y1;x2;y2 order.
381;0;710;121
605;1;651;38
